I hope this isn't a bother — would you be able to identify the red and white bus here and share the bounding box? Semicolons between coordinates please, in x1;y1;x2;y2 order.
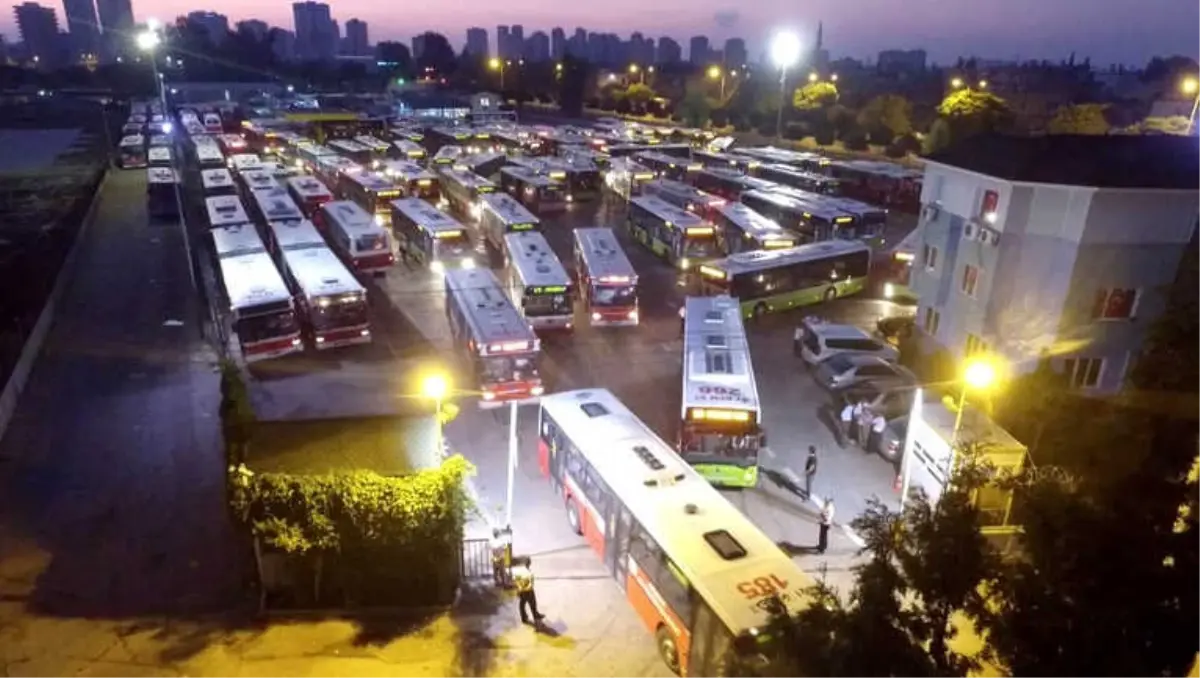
340;171;402;226
443;267;543;405
201;168;237;197
202;111;223;134
274;239;371;349
205;195;252;229
118;134;147;169
573;227;639;326
314;200;395;276
314;155;364;190
285;175;334;217
249;186;305;225
217;133;249;156
211;224;304;361
265;218;325;256
537;388;814;675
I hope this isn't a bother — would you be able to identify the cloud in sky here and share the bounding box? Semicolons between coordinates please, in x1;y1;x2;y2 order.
713;10;740;29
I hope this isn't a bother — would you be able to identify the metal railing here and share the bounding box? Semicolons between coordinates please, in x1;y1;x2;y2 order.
461;537;493;581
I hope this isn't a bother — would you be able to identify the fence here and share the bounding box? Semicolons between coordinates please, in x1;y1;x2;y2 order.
461;537;493;581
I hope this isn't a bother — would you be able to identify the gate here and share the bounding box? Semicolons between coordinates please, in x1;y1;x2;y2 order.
461;537;492;581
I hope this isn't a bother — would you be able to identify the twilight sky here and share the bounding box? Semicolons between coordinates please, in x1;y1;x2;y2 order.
4;0;1198;66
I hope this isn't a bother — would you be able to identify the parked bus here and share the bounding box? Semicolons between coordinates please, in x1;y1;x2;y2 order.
605;157;656;201
627;195;717;271
211;225;303;361
194;142;225;169
393;139;427;162
276;244;371;349
539;156;602;202
118;135;147;169
285;175;334;216
636;151;703;181
439;166;497;221
352;135;393;163
457;151;507;179
389;197;475;272
536;387;812;675
239;167;280;193
443;267;543;404
692;149;761;174
432;145;461;167
295;142;339;172
314;155;364;189
478;191;540;251
697;239;871;318
573;227;638;326
741;189;856;243
754;163;839;196
242;120;283;156
498;166;567;214
202;112;223;134
314;200;395;275
328;138;374;166
229;153;265;176
877;226;919;302
503;231;575;331
250;185;305;225
642;179;727;221
121;117;144;135
205;194;252;229
821;194;889;242
680;295;764;487
201;167;237;196
712;202;798;255
147;167;179;219
341;171;402;225
381;160;441;203
264;217;325;255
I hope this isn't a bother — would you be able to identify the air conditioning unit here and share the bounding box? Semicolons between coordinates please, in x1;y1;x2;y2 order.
963;220;979;240
978;228;1000;246
921;203;941;222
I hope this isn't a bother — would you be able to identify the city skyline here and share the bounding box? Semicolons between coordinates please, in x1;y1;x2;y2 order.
1;0;1197;66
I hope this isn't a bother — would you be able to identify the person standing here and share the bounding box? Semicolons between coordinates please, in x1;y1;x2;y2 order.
803;446;818;499
816;498;835;554
511;556;545;624
849;399;865;446
855;402;873;448
678;304;686;336
490;527;513;589
837;401;854;448
868;413;887;455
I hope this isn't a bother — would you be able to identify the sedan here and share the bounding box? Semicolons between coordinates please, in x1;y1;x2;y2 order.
872;416;909;469
814;354;918;391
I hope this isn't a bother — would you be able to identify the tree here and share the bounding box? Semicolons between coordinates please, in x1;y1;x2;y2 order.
623;82;654;105
936;89;1014;143
1128;241;1198;397
675;88;712;128
1046;103;1111;135
858;94;914;139
557;55;587;117
792;81;838;111
413;32;456;77
924;118;952;154
376;41;413;80
1123;115;1192;135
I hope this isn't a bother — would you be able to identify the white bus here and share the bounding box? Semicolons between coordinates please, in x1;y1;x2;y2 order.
628;195;717;270
194;142;225;168
229;153;265;175
147;146;172;168
380;160;440;202
389;197;475;272
478;191;540;252
239;168;280;193
205;195;252;229
503;231;575;331
353;135;392;162
276;245;371;349
443;267;543;405
202;111;223;133
211;224;303;361
573;227;639;326
536;388;812;675
117;134;147;169
266;218;326;255
604;156;656;201
200;167;237;196
712;202;798;255
340;171;402;225
643;179;727;221
250;186;305;225
285;174;334;217
314;200;394;276
327;138;373;165
147;167;179;219
680;295;764;488
393;139;427;162
636;150;703;182
498;166;567;214
438;166;497;221
314;155;364;188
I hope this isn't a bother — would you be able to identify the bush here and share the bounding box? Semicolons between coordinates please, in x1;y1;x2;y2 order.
886;132;921;158
709;107;729;127
598;98;615;112
783;121;810;140
812;124;836;146
615;99;632;115
867;125;895;146
841;127;869;151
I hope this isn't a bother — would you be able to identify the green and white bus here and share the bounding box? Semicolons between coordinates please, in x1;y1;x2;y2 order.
712;202;798;255
627;195;718;271
741;188;857;243
696;240;871;319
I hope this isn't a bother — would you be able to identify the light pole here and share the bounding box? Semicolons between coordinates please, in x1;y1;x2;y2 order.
707;65;726;101
629;63;644;85
769;30;802;140
489;58;509;90
422;374;450;456
1181;77;1199;135
506;401;518;529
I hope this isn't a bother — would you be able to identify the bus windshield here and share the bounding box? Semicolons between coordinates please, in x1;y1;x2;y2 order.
238;310;299;343
355;233;388;252
481;353;539;383
312;299;368;330
524;290;572;317
592;284;636;307
681;421;760;464
433;232;471;258
683;234;718;258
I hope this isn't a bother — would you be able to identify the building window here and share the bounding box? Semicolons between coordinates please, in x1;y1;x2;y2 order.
981;189;999;217
961;264;980;297
922;244;939;271
966;333;989;357
1063;357;1104;389
1091;288;1139;320
923;307;940;335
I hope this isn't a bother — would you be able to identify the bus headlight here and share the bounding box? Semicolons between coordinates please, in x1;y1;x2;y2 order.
884;283;895;299
627;310;638;321
680;258;691;270
469;203;481;219
375;214;385;226
462;258;476;269
591;312;602;322
531;385;545;396
431;260;445;275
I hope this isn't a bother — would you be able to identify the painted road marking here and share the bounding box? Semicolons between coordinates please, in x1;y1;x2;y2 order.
764;447;777;459
841;524;866;548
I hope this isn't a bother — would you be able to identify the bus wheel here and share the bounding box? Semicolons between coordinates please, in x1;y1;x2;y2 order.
656;626;682;676
565;498;583;535
824;287;838;302
753;303;768;320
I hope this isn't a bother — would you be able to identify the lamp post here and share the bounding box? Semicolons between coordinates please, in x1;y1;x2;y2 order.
707;65;727;101
422;374;449;456
769;30;802;140
629;63;645;85
506;401;518;528
489;58;509;90
1182;77;1199;135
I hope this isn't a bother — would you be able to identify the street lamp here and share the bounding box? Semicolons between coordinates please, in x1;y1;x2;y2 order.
708;65;727;100
1182;76;1200;135
950;77;964;89
629;63;646;84
770;30;802;139
807;71;818;83
977;79;988;90
422;374;450;455
830;73;839;82
955;358;997;440
488;57;507;89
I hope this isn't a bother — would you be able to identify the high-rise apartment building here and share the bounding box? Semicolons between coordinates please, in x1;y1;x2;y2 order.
568;27;585;57
688;35;709;64
186;11;229;46
656;36;681;64
723;37;746;67
95;0;132;60
60;0;99;58
411;33;426;60
510;24;524;59
465;27;487;57
344;18;368;56
236;19;268;40
269;27;295;61
14;2;60;65
526;30;549;62
550;27;565;61
496;25;510;59
292;1;336;60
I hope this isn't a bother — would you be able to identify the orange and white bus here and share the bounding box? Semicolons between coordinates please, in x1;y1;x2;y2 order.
537;388;813;675
573;227;639;326
314;200;395;276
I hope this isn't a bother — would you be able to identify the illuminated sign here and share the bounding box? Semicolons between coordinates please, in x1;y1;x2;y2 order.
699;266;727;280
835;216;854;224
686;227;715;236
765;239;795;248
377;190;400;198
477;186;495;194
434;229;464;239
895;252;915;262
418;179;433;186
530;285;568;294
510;223;536;231
688;407;752;422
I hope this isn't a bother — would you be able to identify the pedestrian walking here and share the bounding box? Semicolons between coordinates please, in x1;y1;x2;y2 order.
678;304;686;336
855;402;872;447
868;413;887;455
816;498;835;554
849;400;865;446
511;556;545;624
837;401;854;448
793;326;804;357
490;527;513;589
803;446;818;499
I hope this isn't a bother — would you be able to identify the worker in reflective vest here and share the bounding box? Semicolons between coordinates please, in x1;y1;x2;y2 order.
511;556;545;624
491;527;513;588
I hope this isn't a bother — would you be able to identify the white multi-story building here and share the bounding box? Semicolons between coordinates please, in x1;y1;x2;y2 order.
910;134;1198;393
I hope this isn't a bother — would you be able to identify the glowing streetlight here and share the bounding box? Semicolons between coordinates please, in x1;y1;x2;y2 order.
807;71;818;83
708;65;727;100
1182;77;1200;135
977;80;988;90
830;73;839;82
555;62;563;72
770;30;802;139
629;63;639;73
488;57;507;89
135;30;160;51
954;357;998;439
950;77;964;89
423;373;450;456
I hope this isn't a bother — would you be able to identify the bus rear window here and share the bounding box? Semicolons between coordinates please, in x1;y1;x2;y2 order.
355;233;388;251
703;529;746;560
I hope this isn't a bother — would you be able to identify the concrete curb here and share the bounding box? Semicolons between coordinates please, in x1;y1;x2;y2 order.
0;167;109;442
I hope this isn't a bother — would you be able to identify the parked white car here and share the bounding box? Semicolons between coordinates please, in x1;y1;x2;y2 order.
796;318;899;367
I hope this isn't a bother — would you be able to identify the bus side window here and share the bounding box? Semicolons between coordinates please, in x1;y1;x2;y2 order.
689;596;717;675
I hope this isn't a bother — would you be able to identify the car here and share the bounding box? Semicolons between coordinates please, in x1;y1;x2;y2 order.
796;318;899;367
836;382;916;422
873;416;909;469
876;314;915;347
813;354;918;391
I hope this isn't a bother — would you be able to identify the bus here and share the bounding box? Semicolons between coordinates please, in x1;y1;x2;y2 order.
328;138;374;166
712;202;798;255
205;194;252;229
458;151;508;179
314;200;395;275
573;227;639;326
692;168;754;202
475;190;535;245
393;139;427;162
643;179;727;221
432;145;461;168
754;163;839;196
118;135;147;169
250;186;305;225
146;145;171;168
341;171;402;225
605;157;656;201
636;151;703;181
229;153;265;175
443;267;543;405
286;175;335;216
239;168;280;193
275;244;371;349
877;226;919;302
692;149;761;174
216;133;248;156
242;120;284;156
536;388;813;675
696;240;872;318
381;160;441;203
147;167;179;219
740;189;855;243
211;224;304;361
503;231;575;331
439;167;497;221
121;117;144;135
201;168;237;196
627;195;717;271
389;197;475;272
498;166;567;214
539;156;602;202
194;142;225;169
353;135;393;162
202;112;223;134
821;195;889;242
680;295;764;487
295;142;339;172
314;155;364;189
264;217;325;256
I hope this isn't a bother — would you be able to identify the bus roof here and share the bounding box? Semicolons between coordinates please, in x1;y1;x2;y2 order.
442;167;496;191
760;163;837;185
573;227;636;282
205;195;251;228
268;219;325;251
636;151;700;170
443;267;538;350
393;139;425;153
321;200;378;232
539;388;814;632
379;159;434;181
230;154;265;172
760;187;856;222
147;167;177;184
201;168;235;191
500;166;561;188
195;143;224;162
240;169;280;192
280;246;366;300
353;135;391;151
682;295;760;416
148;146;171;163
317;155;363;174
504;231;570;288
644;179;724;207
608;156;654;178
348;171;399;193
286;174;333;199
716;203;797;248
390;197;463;234
296;141;338;157
629;195;706;228
252;186;304;222
703;239;872;277
479;191;539;226
328;139;371;153
211;223;267;258
217;252;292;312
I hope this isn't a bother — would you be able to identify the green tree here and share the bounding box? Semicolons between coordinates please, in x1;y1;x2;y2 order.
792;80;839;110
557;55;587;117
623;82;655;105
676;88;712;128
936;89;1014;142
1046;103;1111;135
858;94;914;139
923;118;952;154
